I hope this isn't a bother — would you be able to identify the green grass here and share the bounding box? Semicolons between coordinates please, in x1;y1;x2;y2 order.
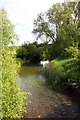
44;58;80;90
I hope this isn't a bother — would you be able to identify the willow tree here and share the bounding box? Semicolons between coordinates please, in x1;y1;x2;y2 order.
0;9;26;119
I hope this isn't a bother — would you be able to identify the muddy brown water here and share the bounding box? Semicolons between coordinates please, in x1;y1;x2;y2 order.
17;65;80;118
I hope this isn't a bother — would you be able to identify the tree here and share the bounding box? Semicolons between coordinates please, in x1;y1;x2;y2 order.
33;13;55;43
33;2;80;58
16;46;27;60
52;2;79;54
0;9;26;119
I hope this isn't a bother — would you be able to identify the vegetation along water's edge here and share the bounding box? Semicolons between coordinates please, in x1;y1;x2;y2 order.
43;47;80;101
1;0;80;119
0;9;28;119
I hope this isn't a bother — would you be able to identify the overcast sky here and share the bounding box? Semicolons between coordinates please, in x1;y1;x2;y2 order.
0;0;65;45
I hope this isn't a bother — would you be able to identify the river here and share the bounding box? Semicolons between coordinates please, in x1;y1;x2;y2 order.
17;65;80;118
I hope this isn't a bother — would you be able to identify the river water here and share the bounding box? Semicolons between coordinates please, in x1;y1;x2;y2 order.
18;65;80;118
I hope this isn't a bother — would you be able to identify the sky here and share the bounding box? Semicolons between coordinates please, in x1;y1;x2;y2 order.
0;0;66;45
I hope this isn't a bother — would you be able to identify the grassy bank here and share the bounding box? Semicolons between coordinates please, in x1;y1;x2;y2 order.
44;58;80;90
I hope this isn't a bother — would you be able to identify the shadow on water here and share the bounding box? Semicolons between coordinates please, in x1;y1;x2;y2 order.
17;65;80;118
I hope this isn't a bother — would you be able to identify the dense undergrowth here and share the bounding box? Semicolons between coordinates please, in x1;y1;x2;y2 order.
44;47;80;90
0;9;27;119
2;47;26;119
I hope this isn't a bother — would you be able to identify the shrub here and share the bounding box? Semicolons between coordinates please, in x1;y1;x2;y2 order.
16;47;27;60
1;47;26;119
44;62;66;90
60;58;80;84
0;9;27;119
60;46;80;59
44;58;80;90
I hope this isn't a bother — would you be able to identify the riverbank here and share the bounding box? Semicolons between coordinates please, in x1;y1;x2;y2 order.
43;58;80;98
18;65;80;118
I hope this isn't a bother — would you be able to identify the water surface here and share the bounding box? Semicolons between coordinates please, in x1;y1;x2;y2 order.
18;65;80;118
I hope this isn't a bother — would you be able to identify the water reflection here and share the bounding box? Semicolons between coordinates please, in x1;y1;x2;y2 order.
18;66;45;91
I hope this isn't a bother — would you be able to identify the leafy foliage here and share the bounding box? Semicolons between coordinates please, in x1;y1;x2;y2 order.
32;1;80;91
0;9;26;119
2;47;26;119
33;1;80;57
59;59;80;84
43;62;66;90
60;46;80;59
16;42;52;63
16;46;27;60
44;56;80;90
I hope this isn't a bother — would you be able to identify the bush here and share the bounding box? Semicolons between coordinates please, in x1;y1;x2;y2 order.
44;58;80;90
60;46;80;59
44;62;66;90
16;58;24;66
2;47;26;119
0;9;27;119
60;58;80;84
16;47;27;60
